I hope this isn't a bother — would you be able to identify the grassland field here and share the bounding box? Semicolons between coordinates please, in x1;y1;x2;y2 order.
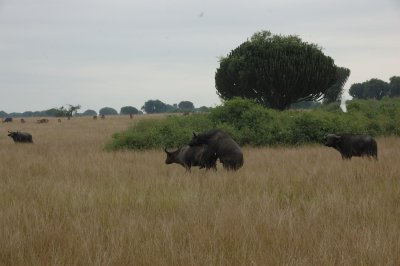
0;115;399;265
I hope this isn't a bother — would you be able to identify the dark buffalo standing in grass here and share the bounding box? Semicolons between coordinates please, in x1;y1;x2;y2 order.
7;131;33;143
2;117;12;123
189;129;243;170
324;133;377;160
164;145;218;171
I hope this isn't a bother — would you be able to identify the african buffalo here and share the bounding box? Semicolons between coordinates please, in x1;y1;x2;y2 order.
164;145;218;171
7;131;33;143
189;129;243;170
20;118;25;123
37;118;49;124
2;117;12;123
93;115;97;120
324;133;377;160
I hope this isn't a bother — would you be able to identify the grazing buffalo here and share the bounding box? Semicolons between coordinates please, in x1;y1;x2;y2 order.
324;133;378;160
20;118;25;123
164;145;218;171
189;129;243;170
2;117;12;123
7;131;33;143
93;115;98;120
37;118;49;124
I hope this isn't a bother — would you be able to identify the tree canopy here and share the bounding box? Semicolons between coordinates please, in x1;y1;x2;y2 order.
99;107;118;115
349;78;391;100
323;67;351;104
178;101;195;111
120;106;139;115
55;105;81;117
389;76;400;97
82;109;97;116
215;30;341;110
141;100;168;114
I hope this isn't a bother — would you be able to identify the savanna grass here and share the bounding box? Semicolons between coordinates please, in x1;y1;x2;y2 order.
0;115;399;265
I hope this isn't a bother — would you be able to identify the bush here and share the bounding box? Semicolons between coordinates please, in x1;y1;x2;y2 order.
107;98;400;150
106;114;213;150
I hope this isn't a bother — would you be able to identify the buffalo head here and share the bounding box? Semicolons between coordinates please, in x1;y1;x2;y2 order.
189;131;207;146
324;134;342;148
7;131;17;138
164;148;178;164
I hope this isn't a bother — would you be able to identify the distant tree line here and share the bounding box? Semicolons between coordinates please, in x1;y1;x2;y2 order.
0;100;211;118
349;76;400;100
290;75;400;110
141;100;210;114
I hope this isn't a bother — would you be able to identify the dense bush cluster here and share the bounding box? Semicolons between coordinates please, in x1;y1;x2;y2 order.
107;98;400;150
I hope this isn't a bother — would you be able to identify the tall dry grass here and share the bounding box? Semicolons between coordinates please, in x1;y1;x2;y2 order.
0;115;399;265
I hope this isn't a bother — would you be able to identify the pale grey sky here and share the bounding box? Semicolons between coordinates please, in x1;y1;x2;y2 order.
1;0;399;113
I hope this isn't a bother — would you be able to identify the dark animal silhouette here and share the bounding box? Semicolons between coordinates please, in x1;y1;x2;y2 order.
189;129;243;170
2;117;12;123
324;133;377;160
20;118;25;123
37;118;49;124
164;145;217;171
93;115;97;120
7;131;33;143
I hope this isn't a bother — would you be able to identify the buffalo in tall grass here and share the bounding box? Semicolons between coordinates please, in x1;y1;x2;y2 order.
324;133;377;160
189;129;243;170
7;131;33;143
164;145;217;171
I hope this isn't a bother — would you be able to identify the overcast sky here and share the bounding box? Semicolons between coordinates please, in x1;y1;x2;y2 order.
1;0;399;113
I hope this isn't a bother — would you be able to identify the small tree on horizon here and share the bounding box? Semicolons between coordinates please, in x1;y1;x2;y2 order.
82;109;97;116
120;106;139;115
349;78;391;100
178;101;195;111
99;107;118;115
55;104;81;117
141;100;168;114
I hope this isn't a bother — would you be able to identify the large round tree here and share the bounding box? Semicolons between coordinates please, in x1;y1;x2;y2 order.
215;31;340;110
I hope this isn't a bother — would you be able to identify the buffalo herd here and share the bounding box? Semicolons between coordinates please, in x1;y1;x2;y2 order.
164;130;378;171
2;116;379;171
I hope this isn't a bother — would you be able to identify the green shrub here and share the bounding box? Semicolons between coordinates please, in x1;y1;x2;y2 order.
106;114;213;150
107;97;400;150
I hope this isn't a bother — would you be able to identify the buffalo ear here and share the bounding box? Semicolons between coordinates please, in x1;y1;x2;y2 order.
192;131;197;137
